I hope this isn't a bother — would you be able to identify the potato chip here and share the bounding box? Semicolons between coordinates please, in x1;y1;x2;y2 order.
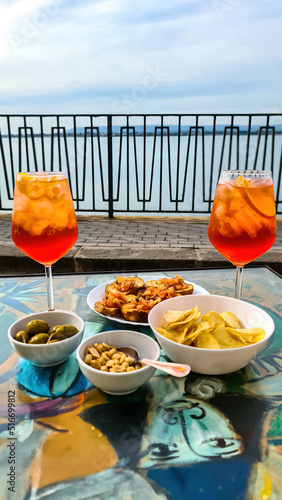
183;321;214;346
164;310;190;323
226;327;265;344
176;329;191;344
220;311;241;329
195;333;220;349
155;327;172;337
155;306;266;350
202;311;225;328
166;306;200;329
213;324;245;349
157;326;188;344
193;320;214;333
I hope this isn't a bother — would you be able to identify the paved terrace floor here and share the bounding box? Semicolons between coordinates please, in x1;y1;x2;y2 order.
0;215;281;276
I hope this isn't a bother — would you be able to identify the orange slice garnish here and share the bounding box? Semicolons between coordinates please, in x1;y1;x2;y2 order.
235;175;275;218
235;175;249;188
245;187;276;218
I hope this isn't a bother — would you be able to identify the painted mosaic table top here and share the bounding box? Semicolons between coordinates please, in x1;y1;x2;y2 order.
0;267;282;500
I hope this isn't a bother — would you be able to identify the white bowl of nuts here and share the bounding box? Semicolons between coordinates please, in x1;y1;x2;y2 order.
76;330;160;395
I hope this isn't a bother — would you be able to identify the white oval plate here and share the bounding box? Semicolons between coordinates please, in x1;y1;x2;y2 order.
87;275;210;326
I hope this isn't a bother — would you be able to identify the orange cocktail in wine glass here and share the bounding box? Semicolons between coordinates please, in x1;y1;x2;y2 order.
12;171;78;310
208;170;276;299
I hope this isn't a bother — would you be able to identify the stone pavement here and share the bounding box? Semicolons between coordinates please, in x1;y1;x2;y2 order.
0;215;281;276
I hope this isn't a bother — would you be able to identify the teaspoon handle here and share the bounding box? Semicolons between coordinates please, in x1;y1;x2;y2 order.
140;358;191;378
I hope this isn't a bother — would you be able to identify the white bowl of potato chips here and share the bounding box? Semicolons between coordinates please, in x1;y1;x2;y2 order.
148;294;275;375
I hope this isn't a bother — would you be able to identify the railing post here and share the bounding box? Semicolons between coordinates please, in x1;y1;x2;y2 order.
107;115;114;218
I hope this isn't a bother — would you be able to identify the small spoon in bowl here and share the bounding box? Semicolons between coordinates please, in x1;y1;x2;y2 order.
117;346;191;378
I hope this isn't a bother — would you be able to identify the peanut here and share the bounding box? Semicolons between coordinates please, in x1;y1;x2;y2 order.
114;365;126;373
94;343;103;354
83;342;145;373
119;353;126;364
90;359;101;370
87;346;100;358
108;348;117;357
84;354;93;365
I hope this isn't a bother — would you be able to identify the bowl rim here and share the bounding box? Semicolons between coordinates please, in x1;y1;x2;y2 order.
148;294;275;353
77;329;160;376
8;309;84;347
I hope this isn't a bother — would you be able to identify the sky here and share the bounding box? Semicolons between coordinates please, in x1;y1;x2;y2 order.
1;0;282;116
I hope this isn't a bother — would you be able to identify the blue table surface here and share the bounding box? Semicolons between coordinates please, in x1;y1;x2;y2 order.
0;267;281;500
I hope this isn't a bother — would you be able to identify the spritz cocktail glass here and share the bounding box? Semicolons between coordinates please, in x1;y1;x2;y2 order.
12;171;78;310
208;170;276;299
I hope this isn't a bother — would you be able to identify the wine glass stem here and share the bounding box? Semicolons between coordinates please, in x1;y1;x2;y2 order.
45;265;55;311
235;266;244;299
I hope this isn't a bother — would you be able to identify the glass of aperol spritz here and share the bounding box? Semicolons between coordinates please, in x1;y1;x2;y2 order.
12;171;78;310
208;170;276;299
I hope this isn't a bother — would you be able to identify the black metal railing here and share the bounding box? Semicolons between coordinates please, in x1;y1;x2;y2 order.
0;114;281;216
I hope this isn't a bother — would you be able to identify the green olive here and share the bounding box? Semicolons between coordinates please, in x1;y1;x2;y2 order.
14;330;30;343
28;333;50;344
48;331;67;342
26;320;50;336
51;325;79;339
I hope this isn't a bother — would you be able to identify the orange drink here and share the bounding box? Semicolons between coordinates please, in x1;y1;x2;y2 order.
208;172;276;267
12;172;78;266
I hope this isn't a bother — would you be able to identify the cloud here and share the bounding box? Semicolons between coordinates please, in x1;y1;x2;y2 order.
1;0;282;114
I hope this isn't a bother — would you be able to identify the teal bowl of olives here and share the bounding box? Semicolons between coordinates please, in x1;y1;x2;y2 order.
8;310;84;367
